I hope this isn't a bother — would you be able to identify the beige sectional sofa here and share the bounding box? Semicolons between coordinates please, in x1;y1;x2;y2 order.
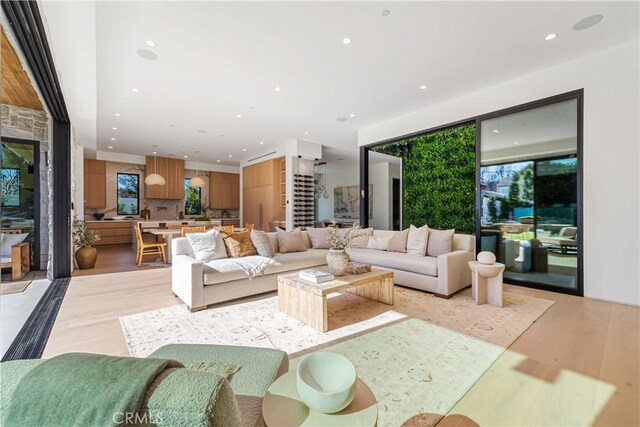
171;230;475;311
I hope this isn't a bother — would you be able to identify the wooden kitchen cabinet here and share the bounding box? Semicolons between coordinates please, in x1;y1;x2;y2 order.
84;159;106;208
145;156;185;200
86;221;133;246
242;157;285;231
209;172;239;209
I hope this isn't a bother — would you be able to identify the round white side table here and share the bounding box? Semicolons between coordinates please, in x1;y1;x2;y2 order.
262;370;378;426
468;261;506;307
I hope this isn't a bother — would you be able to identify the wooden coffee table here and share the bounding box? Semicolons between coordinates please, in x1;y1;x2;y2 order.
277;270;394;332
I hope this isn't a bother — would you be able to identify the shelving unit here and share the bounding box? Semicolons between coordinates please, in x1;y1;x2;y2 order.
280;157;286;210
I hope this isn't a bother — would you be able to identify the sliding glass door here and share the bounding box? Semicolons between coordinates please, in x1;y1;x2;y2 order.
479;95;582;294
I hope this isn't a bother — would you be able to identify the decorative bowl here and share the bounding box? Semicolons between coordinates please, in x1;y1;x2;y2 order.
296;352;357;414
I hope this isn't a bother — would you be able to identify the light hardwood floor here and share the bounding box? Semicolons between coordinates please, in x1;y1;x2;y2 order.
72;245;165;277
44;269;639;426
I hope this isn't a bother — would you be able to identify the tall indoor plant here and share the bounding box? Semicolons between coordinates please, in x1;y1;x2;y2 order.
326;225;363;276
73;216;101;269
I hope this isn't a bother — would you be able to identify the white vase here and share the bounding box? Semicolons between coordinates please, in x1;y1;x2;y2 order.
327;249;349;276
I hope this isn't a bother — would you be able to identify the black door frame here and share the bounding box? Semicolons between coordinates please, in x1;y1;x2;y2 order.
360;89;584;297
1;137;41;270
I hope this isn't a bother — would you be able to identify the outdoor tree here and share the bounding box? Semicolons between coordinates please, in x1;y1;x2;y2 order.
521;167;534;202
487;196;498;221
508;172;522;208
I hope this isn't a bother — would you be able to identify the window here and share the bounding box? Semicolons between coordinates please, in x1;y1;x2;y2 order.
1;168;21;207
117;173;140;215
184;178;201;215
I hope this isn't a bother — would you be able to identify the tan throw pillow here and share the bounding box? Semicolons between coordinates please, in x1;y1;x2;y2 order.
366;235;392;251
223;231;257;258
305;227;331;249
407;224;429;256
250;229;274;257
387;229;409;253
426;229;455;257
276;228;307;253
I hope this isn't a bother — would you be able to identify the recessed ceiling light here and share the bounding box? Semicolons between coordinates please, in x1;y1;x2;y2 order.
545;33;557;41
573;15;604;31
108;146;113;149
420;84;427;90
342;37;352;45
228;154;233;158
259;141;264;145
132;88;139;92
110;137;116;141
349;113;356;118
145;40;157;47
236;114;242;118
513;141;520;145
136;49;158;61
112;127;118;130
220;134;226;137
492;129;500;133
114;113;121;117
184;155;188;158
152;151;157;154
242;148;247;152
217;159;221;163
304;131;309;135
274;86;281;92
152;144;158;147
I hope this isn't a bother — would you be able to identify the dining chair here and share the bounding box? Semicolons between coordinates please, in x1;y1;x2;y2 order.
134;225;167;266
181;226;206;237
220;225;235;234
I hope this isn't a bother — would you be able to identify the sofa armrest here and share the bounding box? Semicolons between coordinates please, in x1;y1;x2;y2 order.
172;255;205;310
437;250;474;296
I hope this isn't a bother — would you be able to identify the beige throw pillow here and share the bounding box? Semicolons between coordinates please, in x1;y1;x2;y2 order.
406;225;429;256
366;235;392;251
276;228;307;253
337;227;373;249
250;229;275;257
426;229;455;257
387;229;409;253
305;227;331;249
223;231;257;258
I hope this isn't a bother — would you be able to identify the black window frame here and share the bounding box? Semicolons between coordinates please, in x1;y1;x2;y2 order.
184;178;202;216
116;173;140;215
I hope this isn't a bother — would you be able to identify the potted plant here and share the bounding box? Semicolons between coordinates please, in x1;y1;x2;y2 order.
193;215;211;227
73;216;101;269
326;225;363;276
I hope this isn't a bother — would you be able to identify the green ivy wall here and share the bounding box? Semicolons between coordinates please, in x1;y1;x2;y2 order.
372;124;476;234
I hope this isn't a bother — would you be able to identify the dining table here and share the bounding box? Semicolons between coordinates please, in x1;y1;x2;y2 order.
147;229;182;263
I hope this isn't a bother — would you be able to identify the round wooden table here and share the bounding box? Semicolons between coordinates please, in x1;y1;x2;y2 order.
262;371;378;426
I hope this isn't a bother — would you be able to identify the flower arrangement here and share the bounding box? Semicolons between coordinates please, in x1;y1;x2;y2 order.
327;225;364;250
72;216;100;248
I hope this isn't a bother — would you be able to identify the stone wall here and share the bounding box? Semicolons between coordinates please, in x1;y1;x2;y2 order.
1;104;52;273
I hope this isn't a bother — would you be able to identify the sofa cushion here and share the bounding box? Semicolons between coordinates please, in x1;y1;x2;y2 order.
186;229;226;262
338;227;372;249
427;229;455;257
406;225;429;256
223;231;257;258
305;227;331;249
387;229;409;253
349;248;438;277
276;228;307;253
366;235;392;250
250;230;275;257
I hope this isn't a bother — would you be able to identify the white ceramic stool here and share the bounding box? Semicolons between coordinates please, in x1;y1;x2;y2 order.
469;254;505;307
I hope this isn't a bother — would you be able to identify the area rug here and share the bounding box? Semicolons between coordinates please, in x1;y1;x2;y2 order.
0;272;35;295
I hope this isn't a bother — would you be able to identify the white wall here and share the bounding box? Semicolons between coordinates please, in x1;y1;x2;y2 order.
359;41;640;306
316;164;359;221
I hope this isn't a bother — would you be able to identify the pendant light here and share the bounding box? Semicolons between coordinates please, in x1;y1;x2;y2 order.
189;151;205;188
145;151;166;186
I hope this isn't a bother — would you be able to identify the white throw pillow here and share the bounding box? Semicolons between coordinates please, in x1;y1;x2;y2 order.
426;229;455;257
186;229;227;262
0;233;28;257
250;229;275;257
366;235;392;251
406;225;429;256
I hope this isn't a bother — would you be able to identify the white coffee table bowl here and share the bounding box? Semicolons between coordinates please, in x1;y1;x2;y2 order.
296;352;357;414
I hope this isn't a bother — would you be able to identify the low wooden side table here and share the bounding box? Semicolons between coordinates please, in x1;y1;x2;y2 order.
277;270;394;332
262;370;377;426
468;261;505;307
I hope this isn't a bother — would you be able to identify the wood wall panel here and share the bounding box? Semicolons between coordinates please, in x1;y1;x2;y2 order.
1;30;43;111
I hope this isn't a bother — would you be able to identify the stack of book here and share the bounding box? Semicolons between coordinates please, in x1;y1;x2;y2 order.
298;270;334;283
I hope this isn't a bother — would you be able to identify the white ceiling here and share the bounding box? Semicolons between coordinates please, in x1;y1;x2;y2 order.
47;1;640;166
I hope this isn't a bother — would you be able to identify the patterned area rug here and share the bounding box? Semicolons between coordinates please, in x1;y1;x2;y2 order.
120;287;554;426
